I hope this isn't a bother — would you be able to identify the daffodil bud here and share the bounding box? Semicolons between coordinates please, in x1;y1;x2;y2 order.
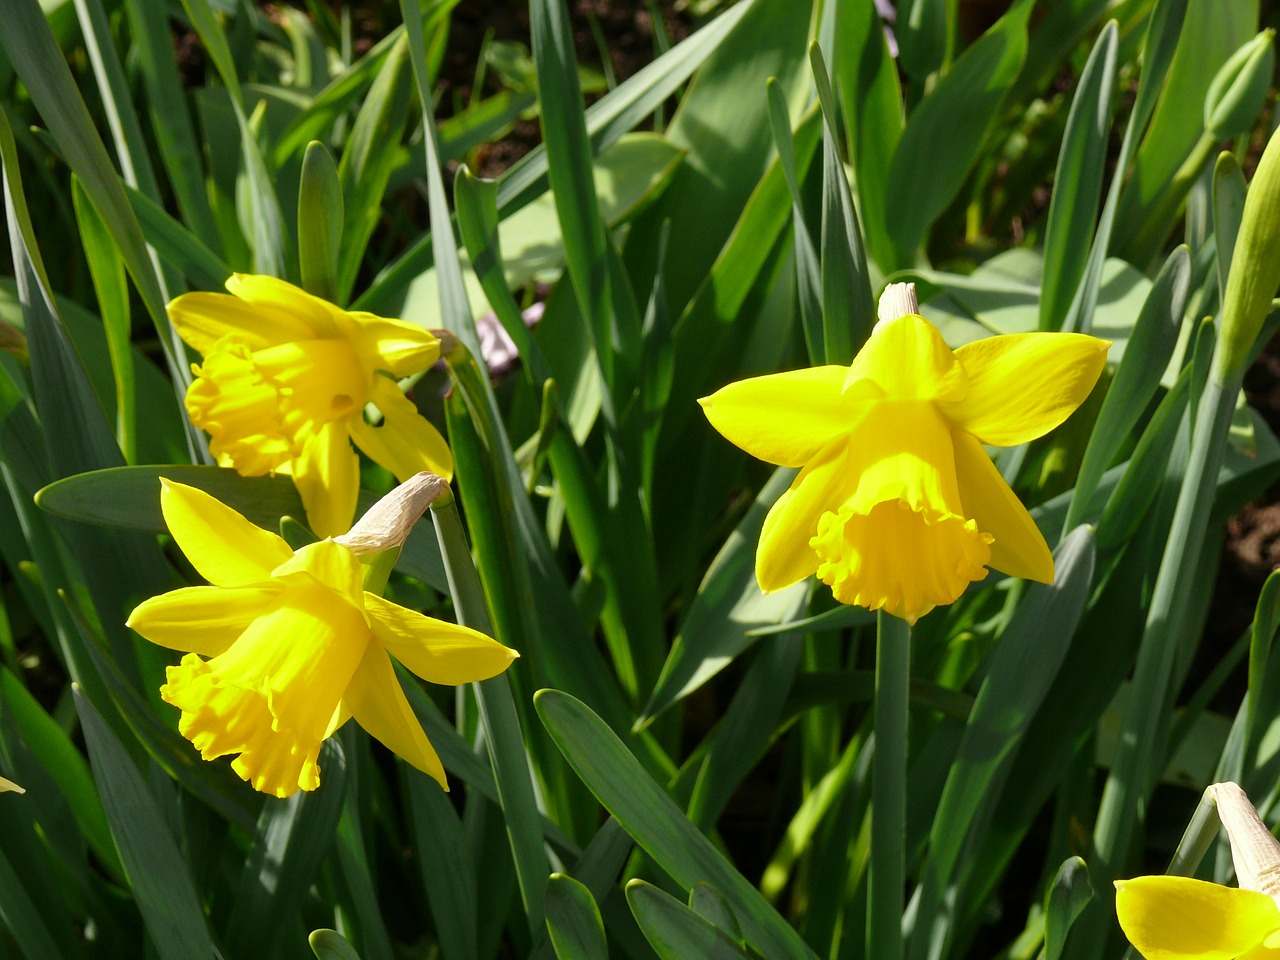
876;282;920;327
1216;123;1280;382
335;471;451;556
1212;782;1280;901
1205;31;1275;140
0;774;25;794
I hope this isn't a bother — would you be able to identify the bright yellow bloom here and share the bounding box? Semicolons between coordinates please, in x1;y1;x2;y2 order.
699;315;1108;623
1115;875;1280;959
127;479;517;798
169;274;452;537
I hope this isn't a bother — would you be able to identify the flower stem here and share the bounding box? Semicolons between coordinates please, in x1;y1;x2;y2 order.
429;488;548;938
869;610;911;960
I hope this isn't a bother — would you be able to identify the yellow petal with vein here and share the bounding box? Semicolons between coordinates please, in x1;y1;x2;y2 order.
348;377;453;482
225;274;342;339
343;311;441;379
293;420;360;538
365;593;518;684
844;314;968;402
699;366;855;467
127;584;281;657
168;291;315;354
951;432;1053;583
160;479;293;586
942;332;1109;446
1115;876;1280;960
344;644;447;789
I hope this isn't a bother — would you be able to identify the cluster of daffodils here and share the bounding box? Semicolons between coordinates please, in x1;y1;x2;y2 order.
1117;782;1280;960
131;276;1110;797
700;287;1109;623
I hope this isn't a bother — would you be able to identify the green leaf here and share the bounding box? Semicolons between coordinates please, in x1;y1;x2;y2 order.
545;873;608;960
408;773;479;960
0;0;176;358
226;741;347;960
884;0;1031;267
626;880;750;960
36;465;304;533
810;43;874;364
536;689;818;960
73;688;219;960
833;0;902;271
927;527;1097;887
896;0;949;83
1038;22;1118;333
1043;857;1093;960
298;141;344;303
1066;245;1189;531
71;175;136;463
531;0;622;400
310;929;365;960
1212;151;1248;301
639;467;808;728
767;81;823;366
178;0;286;276
0;668;123;882
336;34;411;304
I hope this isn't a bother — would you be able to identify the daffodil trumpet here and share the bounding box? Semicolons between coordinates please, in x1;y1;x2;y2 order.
127;476;517;798
169;274;454;538
699;283;1110;623
1116;782;1280;960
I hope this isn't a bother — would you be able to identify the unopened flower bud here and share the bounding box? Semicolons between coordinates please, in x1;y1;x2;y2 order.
1205;31;1275;139
334;472;451;555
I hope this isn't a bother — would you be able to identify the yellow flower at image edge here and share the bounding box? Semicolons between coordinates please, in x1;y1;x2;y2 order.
170;274;452;537
1115;875;1280;960
699;315;1109;623
127;479;517;798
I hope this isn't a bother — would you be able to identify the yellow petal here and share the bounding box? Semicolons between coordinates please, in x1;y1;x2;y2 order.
951;431;1054;583
1114;876;1280;960
127;584;282;657
293;421;360;538
225;274;343;340
756;440;849;591
698;366;857;467
274;539;367;608
343;644;447;789
940;332;1109;446
844;314;969;402
364;593;518;684
168;291;316;355
341;310;441;379
348;376;453;482
160;479;293;586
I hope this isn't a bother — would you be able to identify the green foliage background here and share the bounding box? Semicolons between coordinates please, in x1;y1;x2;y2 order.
0;0;1278;958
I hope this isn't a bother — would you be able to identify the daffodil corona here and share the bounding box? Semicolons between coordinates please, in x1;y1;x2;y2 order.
127;479;517;798
170;274;453;537
700;314;1108;623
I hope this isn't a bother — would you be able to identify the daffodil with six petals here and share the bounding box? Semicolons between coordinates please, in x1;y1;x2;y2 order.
169;274;452;537
127;479;517;798
699;314;1109;623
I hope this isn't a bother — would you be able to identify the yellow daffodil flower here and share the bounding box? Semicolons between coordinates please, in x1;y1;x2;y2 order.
127;479;517;798
699;314;1108;623
169;274;452;537
1115;875;1280;960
